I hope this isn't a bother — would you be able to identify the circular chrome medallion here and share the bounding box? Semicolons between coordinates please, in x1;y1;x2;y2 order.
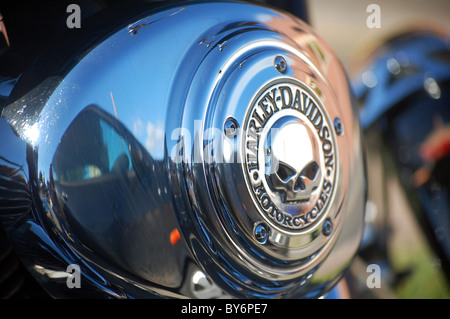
242;78;337;232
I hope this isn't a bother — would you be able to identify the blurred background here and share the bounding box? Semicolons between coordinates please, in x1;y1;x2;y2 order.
308;0;450;75
307;0;450;299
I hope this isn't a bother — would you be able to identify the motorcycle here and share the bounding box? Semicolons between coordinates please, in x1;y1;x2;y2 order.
0;0;448;299
351;25;450;298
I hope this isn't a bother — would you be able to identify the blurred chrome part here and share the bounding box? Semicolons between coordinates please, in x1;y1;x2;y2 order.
354;28;450;129
353;29;450;283
0;1;366;298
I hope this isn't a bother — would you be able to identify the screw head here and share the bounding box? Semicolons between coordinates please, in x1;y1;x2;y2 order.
334;117;344;136
322;218;333;237
254;223;269;244
274;56;287;74
224;117;239;139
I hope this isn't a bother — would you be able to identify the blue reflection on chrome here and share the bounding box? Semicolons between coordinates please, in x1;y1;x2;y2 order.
353;31;450;128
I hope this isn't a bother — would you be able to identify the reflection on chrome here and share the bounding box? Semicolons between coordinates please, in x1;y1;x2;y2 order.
34;265;71;280
424;77;441;99
0;1;366;298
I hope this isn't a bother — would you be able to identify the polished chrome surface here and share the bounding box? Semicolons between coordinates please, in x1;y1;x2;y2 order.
353;29;450;129
243;80;335;227
0;1;366;298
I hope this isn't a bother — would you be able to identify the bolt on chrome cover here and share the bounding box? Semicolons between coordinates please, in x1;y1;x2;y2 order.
274;55;287;74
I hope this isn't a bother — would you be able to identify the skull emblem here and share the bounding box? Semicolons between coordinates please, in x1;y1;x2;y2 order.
265;116;322;203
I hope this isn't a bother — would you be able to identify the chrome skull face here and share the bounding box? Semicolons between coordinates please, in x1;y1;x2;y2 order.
242;80;337;234
265;116;322;203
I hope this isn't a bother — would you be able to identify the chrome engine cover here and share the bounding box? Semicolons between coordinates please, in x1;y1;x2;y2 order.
0;1;366;298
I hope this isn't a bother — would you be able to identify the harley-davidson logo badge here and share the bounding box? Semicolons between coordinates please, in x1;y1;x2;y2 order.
242;79;337;231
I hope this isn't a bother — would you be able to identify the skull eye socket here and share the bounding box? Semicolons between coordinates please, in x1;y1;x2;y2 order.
300;161;319;181
276;162;296;182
